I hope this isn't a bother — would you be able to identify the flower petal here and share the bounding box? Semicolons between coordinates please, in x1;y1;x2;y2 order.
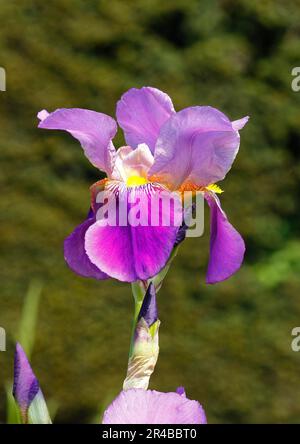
64;212;109;280
85;184;181;282
116;87;175;154
150;106;247;189
38;108;117;175
205;193;245;284
102;389;207;424
13;343;40;416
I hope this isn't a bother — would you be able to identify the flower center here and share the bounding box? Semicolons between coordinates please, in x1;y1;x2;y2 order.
126;175;149;188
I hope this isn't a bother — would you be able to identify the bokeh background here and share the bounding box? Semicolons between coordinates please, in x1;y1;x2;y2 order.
1;0;300;424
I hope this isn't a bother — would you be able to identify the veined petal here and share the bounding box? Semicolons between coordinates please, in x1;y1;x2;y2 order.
38;108;117;175
116;87;175;154
102;388;207;424
150;106;248;189
64;211;109;280
85;184;181;282
205;193;245;284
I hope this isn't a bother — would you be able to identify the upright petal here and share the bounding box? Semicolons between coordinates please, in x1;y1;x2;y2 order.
116;87;175;154
150;106;248;189
38;108;117;175
102;389;207;424
85;184;181;282
205;193;245;284
64;211;109;280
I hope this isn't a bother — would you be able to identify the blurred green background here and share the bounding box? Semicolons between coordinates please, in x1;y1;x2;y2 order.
1;0;300;424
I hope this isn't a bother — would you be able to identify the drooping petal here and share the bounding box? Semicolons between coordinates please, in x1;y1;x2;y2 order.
38;108;117;175
116;87;175;154
150;106;248;189
64;211;109;280
102;388;207;424
85;184;182;282
205;193;245;284
13;343;40;417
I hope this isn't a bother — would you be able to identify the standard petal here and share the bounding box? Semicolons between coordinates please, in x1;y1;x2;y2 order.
38;108;117;175
102;389;207;424
205;193;245;284
116;87;175;154
150;106;247;189
85;185;181;282
64;213;109;280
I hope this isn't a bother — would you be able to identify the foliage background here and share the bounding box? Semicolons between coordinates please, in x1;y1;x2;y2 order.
1;0;300;423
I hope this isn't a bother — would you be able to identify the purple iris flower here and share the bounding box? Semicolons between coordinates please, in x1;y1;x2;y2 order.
102;387;207;424
38;87;248;283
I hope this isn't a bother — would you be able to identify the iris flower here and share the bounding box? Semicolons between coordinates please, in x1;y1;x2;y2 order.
38;87;248;283
102;387;206;424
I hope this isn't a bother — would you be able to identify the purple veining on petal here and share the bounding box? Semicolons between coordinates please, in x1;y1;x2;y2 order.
38;108;117;175
205;193;245;284
150;106;248;189
102;388;207;424
13;343;40;414
64;211;109;280
116;87;175;154
138;283;158;327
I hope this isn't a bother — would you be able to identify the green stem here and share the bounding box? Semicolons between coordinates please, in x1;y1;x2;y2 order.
129;281;147;358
